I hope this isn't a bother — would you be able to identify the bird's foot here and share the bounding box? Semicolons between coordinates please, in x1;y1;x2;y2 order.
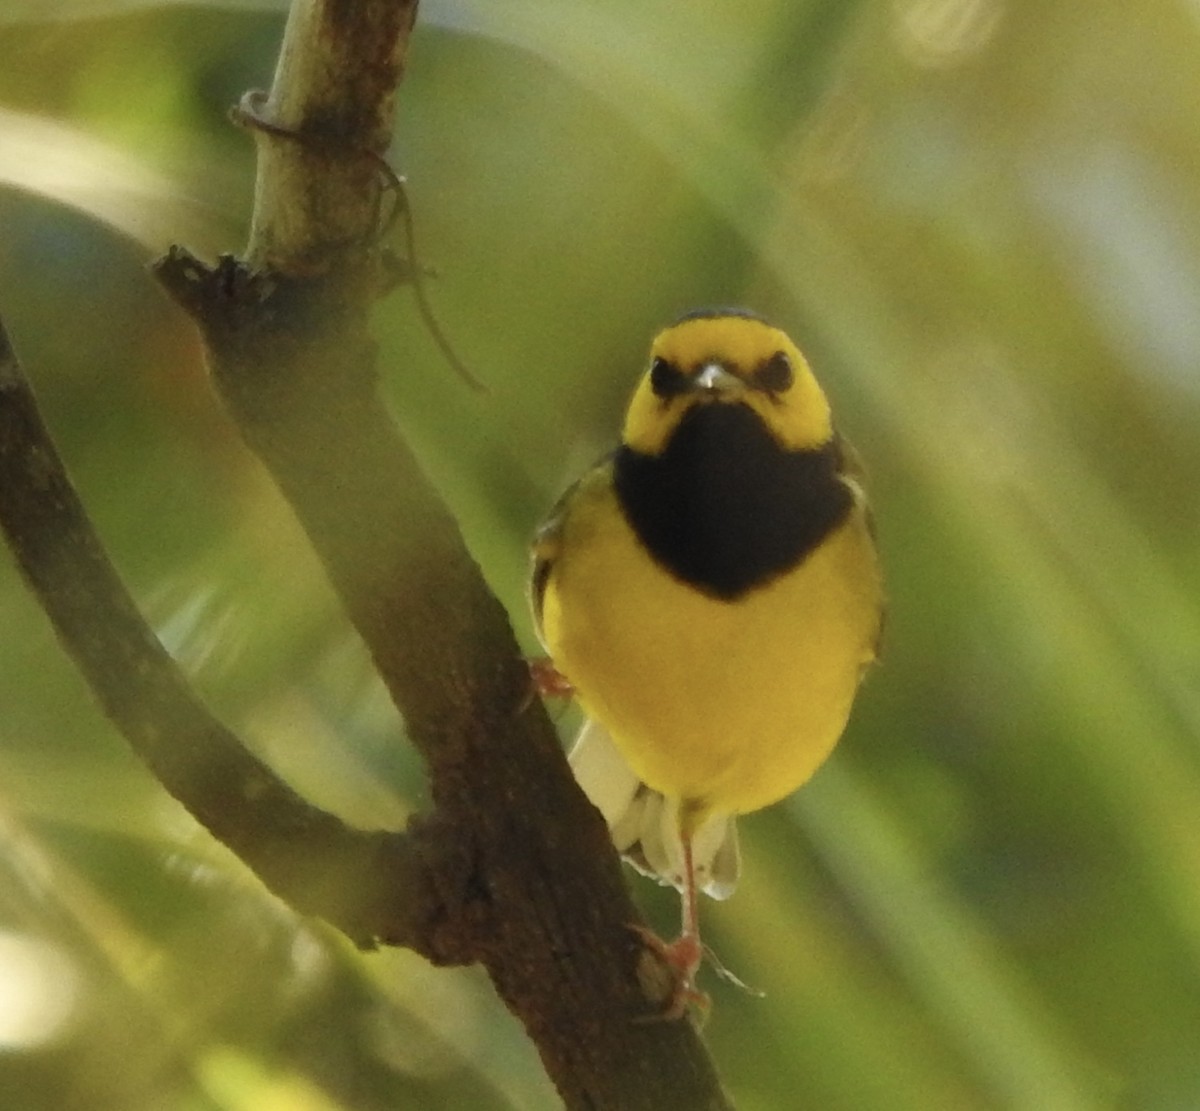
526;657;575;700
517;657;575;716
628;924;710;1022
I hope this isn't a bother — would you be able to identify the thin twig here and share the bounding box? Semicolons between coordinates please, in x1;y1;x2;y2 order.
231;92;486;392
388;174;487;393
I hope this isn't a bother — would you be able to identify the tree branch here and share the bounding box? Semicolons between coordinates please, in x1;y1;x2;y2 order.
0;315;441;955
241;0;415;271
1;0;735;1106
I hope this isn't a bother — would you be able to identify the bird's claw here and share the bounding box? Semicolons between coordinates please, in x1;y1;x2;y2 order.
627;924;709;1022
528;656;574;698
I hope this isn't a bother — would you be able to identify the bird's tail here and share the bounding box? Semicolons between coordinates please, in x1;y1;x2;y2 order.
568;718;740;900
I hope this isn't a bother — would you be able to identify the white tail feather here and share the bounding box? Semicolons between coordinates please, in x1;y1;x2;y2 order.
568;718;740;900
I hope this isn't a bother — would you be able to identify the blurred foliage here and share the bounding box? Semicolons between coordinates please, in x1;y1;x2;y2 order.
2;0;1200;1108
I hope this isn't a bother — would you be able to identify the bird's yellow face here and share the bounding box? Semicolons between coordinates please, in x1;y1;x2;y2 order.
621;313;833;456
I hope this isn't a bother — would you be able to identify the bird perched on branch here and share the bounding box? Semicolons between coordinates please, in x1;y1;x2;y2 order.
530;307;884;1016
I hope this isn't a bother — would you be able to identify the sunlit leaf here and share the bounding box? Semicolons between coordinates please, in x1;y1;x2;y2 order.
0;107;223;250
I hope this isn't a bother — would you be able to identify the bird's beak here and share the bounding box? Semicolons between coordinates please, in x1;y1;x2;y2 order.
693;363;741;393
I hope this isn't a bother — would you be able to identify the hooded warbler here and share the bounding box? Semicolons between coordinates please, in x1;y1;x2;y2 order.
530;307;883;1013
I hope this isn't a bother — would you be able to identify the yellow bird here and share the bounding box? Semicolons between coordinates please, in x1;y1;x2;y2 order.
530;308;883;1012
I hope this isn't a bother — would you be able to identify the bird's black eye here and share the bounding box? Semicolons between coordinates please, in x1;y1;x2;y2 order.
755;351;794;393
650;357;687;398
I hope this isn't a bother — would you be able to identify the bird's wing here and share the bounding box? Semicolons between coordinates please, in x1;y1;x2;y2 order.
835;430;887;663
529;505;565;642
528;458;611;640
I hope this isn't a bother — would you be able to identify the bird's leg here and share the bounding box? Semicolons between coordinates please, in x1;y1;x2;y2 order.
631;833;709;1020
674;833;704;981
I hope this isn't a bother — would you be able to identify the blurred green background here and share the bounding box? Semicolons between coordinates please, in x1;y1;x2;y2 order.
2;0;1200;1107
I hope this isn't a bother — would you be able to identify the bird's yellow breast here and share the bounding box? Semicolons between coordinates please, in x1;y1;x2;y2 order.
540;465;882;818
